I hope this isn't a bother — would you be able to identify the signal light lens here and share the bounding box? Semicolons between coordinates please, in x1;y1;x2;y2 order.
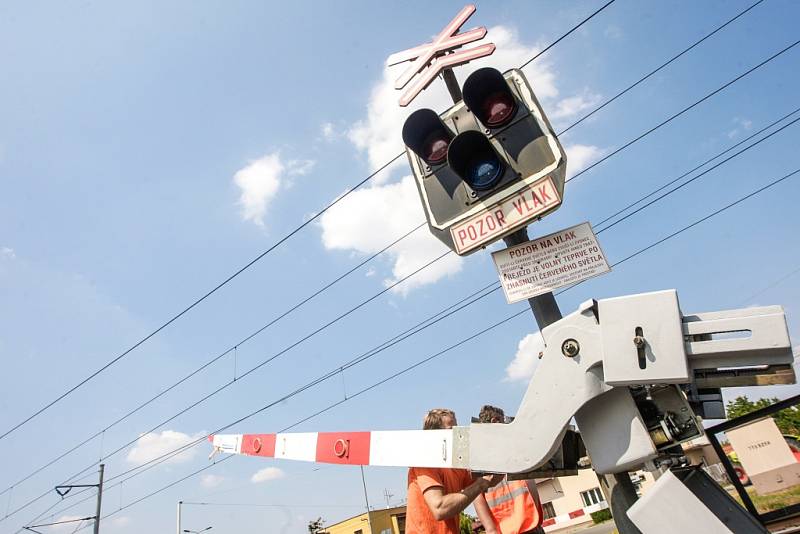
463;67;518;129
402;109;454;166
448;130;505;191
424;136;450;165
483;91;516;127
465;155;503;190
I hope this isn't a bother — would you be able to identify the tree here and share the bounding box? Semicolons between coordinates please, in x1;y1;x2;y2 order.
459;512;477;534
308;517;326;534
725;396;800;435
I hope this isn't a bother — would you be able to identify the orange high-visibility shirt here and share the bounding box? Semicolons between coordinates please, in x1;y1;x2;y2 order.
406;467;474;534
484;479;541;534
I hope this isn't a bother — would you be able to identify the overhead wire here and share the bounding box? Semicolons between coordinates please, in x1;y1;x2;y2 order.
564;38;800;184
595;115;800;234
7;3;788;525
77;162;800;527
4;1;769;505
0;0;620;445
0;0;627;511
9;45;797;528
557;0;766;136
0;222;426;498
34;138;800;532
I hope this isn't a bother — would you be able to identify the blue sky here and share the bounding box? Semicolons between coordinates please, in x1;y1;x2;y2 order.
1;0;799;532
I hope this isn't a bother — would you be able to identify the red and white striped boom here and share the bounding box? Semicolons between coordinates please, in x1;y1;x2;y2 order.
209;428;467;468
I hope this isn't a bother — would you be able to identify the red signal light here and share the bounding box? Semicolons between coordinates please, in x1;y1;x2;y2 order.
482;91;517;127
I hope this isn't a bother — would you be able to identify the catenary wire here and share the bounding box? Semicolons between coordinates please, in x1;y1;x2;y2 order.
595;115;800;234
36;158;800;531
593;107;800;229
4;1;764;502
0;0;620;446
65;97;800;488
557;0;766;136
8;7;786;524
518;0;617;69
10;81;796;532
9;74;796;531
564;38;800;185
0;222;426;499
81;164;800;527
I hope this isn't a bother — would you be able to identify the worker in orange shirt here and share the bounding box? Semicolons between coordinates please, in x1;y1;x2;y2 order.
406;408;503;534
478;405;545;534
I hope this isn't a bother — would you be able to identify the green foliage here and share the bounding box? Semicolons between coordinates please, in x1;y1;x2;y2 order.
725;396;800;436
460;512;477;534
590;508;613;524
307;517;325;533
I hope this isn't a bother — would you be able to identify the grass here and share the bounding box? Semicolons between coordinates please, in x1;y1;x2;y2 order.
727;483;800;513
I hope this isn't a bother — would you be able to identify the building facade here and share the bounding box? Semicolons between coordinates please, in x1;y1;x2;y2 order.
322;506;406;534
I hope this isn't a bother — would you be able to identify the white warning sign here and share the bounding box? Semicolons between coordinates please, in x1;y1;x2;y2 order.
492;222;610;304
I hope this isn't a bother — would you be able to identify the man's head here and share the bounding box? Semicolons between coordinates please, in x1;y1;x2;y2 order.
423;408;457;430
479;405;505;424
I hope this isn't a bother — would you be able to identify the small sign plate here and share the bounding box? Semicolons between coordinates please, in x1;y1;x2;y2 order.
492;222;610;304
450;175;561;255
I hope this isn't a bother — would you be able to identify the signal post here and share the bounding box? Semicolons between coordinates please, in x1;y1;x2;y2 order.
208;6;796;534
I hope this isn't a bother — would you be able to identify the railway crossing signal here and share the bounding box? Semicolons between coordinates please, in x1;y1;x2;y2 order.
402;67;568;255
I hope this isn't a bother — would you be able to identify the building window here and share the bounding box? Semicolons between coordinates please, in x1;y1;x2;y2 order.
580;487;605;507
354;530;362;534
542;501;556;520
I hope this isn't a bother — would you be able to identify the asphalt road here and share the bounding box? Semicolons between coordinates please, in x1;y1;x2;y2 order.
583;521;617;534
563;520;617;534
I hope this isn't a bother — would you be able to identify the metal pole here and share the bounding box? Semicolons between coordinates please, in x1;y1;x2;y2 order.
441;67;462;104
502;226;641;534
359;466;373;534
93;464;104;534
177;501;182;534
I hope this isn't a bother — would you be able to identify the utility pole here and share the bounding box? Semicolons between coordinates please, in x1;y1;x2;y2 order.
359;466;373;534
52;464;104;534
383;488;393;509
93;464;104;534
177;501;182;534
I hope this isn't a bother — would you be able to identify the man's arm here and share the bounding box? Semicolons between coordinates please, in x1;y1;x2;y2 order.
422;474;504;521
473;492;499;534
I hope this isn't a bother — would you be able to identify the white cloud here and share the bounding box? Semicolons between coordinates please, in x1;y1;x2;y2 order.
505;332;545;382
727;117;753;139
287;159;316;177
321;122;338;141
1;247;15;260
233;153;284;227
319;175;462;295
111;516;131;528
201;473;225;488
565;144;606;179
251;466;285;483
550;91;603;120
322;25;603;294
346;25;558;182
126;430;202;465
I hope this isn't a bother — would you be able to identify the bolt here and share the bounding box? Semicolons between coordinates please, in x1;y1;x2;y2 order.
633;335;646;349
470;190;478;198
561;339;580;357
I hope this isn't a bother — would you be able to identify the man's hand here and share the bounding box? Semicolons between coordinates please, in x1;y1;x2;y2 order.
476;473;505;491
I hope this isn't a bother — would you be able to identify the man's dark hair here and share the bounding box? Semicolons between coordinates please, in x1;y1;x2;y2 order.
479;405;505;423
